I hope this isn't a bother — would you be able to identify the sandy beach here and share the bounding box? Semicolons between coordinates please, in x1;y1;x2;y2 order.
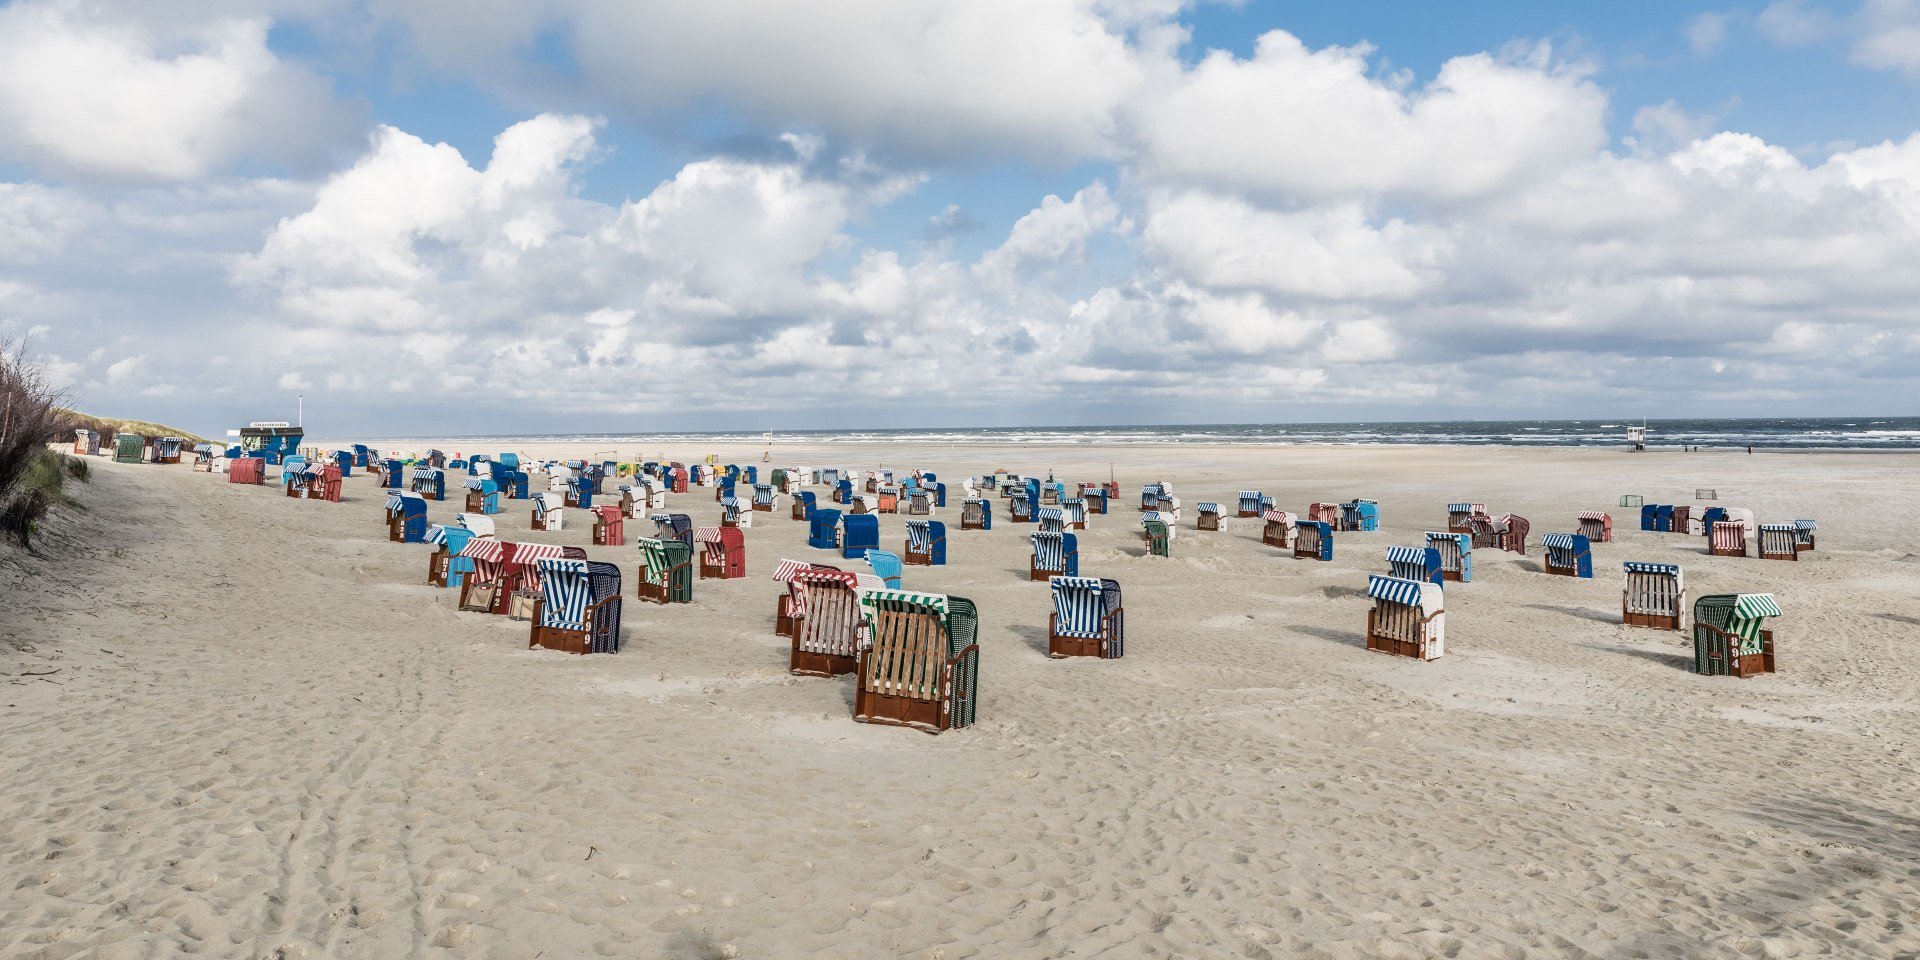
4;442;1918;959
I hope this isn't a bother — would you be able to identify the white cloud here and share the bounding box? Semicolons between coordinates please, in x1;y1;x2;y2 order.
1687;11;1733;56
1851;0;1920;76
0;1;356;182
1128;32;1607;202
1141;191;1447;300
973;182;1119;290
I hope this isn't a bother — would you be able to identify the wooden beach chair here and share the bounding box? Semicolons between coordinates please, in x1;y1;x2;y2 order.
1236;491;1264;519
1061;497;1087;530
1622;562;1684;630
1036;506;1066;535
229;457;265;485
866;551;904;590
426;525;476;588
1709;521;1748;558
1340;500;1379;532
770;558;819;637
591;505;625;546
1261;510;1294;549
788;567;865;677
1794;519;1817;553
1540;533;1593;578
1386;545;1444;587
1293;520;1333;561
1029;532;1078;580
1048;577;1124;659
792;490;817;521
1426;532;1472;582
1366;574;1445;660
1143;516;1172;557
1447;502;1484;534
1196;502;1223;531
1009;489;1034;523
649;512;695;546
904;519;946;566
1496;514;1529;555
697;526;746;579
411;466;446;501
530;492;563;531
1692;593;1781;677
1577;511;1613;543
1757;523;1799;561
457;538;509;614
464;477;500;515
637;537;694;604
528;559;624;654
854;590;980;734
961;498;992;530
808;508;842;549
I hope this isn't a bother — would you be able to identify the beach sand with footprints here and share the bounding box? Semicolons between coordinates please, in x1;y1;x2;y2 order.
4;441;1918;959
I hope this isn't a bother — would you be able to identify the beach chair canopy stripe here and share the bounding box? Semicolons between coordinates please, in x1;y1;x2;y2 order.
425;524;450;545
459;538;503;563
694;526;725;544
1623;561;1680;574
1540;532;1580;549
906;520;934;551
1757;522;1796;532
1031;532;1066;569
1426;531;1471;552
1694;593;1781;642
536;558;594;630
1050;577;1118;638
1368;574;1442;613
638;539;676;582
1197;502;1220;514
772;558;815;583
1577;511;1610;521
1794;519;1817;530
1385;546;1430;565
1446;503;1477;513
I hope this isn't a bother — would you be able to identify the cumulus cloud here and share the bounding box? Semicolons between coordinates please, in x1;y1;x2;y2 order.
1687;11;1733;56
0;0;357;182
973;182;1119;290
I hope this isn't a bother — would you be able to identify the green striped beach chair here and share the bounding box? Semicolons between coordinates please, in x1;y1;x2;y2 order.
1692;593;1781;678
636;537;693;604
855;590;979;734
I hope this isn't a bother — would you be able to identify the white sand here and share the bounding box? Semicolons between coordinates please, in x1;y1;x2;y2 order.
4;442;1918;959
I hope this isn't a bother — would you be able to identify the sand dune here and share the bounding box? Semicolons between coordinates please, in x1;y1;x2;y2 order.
3;442;1917;958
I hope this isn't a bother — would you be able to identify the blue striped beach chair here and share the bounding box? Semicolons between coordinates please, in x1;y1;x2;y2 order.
1048;577;1123;659
381;459;403;489
1009;489;1033;523
792;490;817;520
566;474;595;509
1622;561;1684;629
411;466;445;500
1341;500;1379;532
464;476;500;515
386;492;427;543
1386;545;1443;587
906;487;934;516
1447;502;1483;534
1693;593;1781;677
1036;506;1065;534
721;496;748;528
752;483;775;513
904;519;946;566
1366;574;1445;660
961;498;992;530
854;590;980;734
1079;483;1109;515
1541;533;1593;578
1029;532;1078;580
1426;532;1472;582
1141;482;1170;512
1236;491;1264;519
529;559;623;654
1196;502;1223;531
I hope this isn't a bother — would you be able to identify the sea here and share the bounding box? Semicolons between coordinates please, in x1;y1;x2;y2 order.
389;417;1920;450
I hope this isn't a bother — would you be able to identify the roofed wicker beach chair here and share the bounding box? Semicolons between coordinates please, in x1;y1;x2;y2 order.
1262;509;1295;549
1757;523;1799;561
1236;490;1264;519
192;443;217;472
1079;482;1110;515
906;487;934;516
809;507;843;549
1143;516;1172;557
697;526;746;579
411;465;446;501
781;488;812;521
751;483;775;513
1059;497;1088;530
1048;577;1123;659
1029;532;1078;580
309;463;343;503
1366;574;1445;660
331;450;354;478
1709;521;1748;557
721;495;750;528
842;513;880;560
854;590;980;734
591;505;625;546
771;558;818;636
464;476;500;515
866;550;904;590
1036;506;1066;535
1496;514;1530;555
426;524;477;589
1622;561;1684;630
716;474;735;504
1341;499;1380;532
1447;502;1484;534
1294;520;1333;561
565;474;595;509
904;519;946;566
282;461;312;497
1692;593;1781;677
1794;519;1816;553
1009;488;1034;523
1196;502;1223;531
650;513;695;546
1541;532;1593;578
528;559;623;654
457;538;510;613
787;567;865;677
1306;502;1339;526
1140;482;1170;512
530;492;563;531
152;436;185;464
1577;511;1613;543
378;458;402;488
1426;532;1472;582
961;497;992;530
386;491;427;543
637;537;694;604
503;543;574;621
73;429;100;456
1386;545;1444;587
229;456;266;485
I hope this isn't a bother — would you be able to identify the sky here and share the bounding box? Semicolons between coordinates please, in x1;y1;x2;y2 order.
3;0;1919;437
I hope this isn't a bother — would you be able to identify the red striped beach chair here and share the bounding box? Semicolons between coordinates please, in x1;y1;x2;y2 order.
1577;511;1612;543
788;567;865;677
1262;510;1295;548
771;558;818;637
591;504;623;545
1709;521;1748;557
697;526;746;579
